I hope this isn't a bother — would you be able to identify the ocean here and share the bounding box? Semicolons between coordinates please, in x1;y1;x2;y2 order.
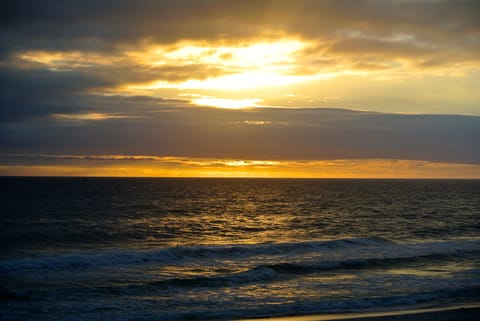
0;177;479;321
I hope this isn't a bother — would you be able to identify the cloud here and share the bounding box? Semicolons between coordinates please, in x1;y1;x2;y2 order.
3;1;479;44
1;0;479;74
0;67;111;122
50;113;133;122
0;65;190;122
1;154;479;178
1;107;479;164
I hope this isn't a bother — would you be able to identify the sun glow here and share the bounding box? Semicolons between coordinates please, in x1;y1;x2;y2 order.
133;71;318;91
192;97;262;109
50;113;128;121
122;39;319;91
128;40;306;68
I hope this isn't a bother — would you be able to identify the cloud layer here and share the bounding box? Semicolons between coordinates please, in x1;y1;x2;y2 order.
2;154;479;178
3;1;479;47
2;104;479;163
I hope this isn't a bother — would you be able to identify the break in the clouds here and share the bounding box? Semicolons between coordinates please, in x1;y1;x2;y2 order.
1;0;479;177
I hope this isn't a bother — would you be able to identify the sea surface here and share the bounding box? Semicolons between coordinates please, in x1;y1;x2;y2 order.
0;178;479;321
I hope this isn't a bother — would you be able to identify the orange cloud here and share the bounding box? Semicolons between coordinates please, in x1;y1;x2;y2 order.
1;155;479;178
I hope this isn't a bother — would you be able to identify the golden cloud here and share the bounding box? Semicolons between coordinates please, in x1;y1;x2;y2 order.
1;154;479;178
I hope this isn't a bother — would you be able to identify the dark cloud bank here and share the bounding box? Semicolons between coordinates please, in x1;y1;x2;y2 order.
1;0;479;66
1;100;479;164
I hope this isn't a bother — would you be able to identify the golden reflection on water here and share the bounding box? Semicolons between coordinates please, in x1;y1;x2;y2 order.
387;261;474;278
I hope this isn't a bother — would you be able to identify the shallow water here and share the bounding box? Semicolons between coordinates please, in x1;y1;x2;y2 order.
1;178;479;320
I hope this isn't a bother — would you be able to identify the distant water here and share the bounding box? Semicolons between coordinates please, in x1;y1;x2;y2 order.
1;178;479;321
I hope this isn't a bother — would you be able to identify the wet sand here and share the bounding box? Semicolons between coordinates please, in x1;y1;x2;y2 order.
236;305;480;321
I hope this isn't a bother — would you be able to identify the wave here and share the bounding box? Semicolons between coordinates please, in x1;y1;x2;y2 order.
124;251;479;290
0;237;389;272
1;237;479;275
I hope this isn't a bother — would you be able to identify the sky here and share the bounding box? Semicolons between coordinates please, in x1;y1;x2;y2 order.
1;0;479;178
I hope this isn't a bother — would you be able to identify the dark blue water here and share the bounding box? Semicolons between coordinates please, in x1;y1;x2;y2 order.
1;178;479;320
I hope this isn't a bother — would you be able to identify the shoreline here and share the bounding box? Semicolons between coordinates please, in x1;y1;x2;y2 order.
234;305;480;321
